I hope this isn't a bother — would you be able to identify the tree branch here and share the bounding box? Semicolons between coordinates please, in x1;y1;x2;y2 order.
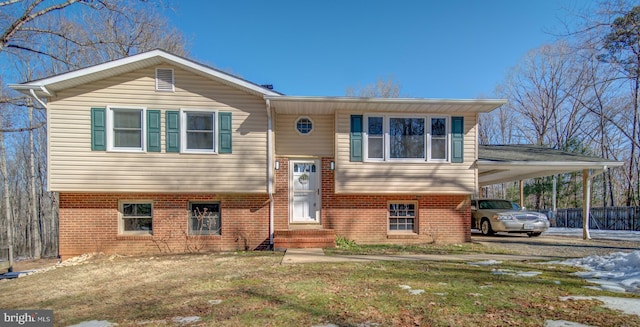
0;0;82;52
0;121;46;133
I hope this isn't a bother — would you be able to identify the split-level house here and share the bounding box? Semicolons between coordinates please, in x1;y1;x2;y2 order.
11;50;506;259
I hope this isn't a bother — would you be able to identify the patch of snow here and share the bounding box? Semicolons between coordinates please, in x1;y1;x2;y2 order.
545;320;594;327
356;322;380;327
408;289;425;295
172;316;200;324
467;260;502;266
208;299;222;305
545;227;640;242
491;268;542;277
398;285;411;290
517;271;542;277
66;321;116;327
556;251;640;294
560;296;640;316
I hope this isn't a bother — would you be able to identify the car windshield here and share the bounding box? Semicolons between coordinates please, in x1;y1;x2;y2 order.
479;200;517;210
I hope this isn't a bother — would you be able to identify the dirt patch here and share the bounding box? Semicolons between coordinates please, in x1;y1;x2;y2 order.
472;232;640;258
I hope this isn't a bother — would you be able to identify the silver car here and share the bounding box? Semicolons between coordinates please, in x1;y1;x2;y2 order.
471;199;549;237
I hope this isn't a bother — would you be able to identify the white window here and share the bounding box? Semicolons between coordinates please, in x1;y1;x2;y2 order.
189;202;221;235
388;202;416;232
429;117;449;161
119;201;153;235
107;107;145;152
295;117;313;135
367;116;384;160
364;115;450;162
181;109;216;153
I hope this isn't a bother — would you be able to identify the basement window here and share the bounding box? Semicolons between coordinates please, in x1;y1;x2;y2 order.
188;202;221;235
388;202;417;233
119;201;153;235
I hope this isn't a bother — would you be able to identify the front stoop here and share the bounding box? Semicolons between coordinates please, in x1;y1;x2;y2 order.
273;229;336;249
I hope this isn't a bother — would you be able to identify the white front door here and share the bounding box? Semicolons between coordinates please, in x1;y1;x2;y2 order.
290;160;320;223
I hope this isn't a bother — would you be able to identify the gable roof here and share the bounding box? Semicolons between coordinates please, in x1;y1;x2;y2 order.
9;49;281;98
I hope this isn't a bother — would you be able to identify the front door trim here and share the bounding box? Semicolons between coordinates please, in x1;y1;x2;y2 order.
289;159;321;224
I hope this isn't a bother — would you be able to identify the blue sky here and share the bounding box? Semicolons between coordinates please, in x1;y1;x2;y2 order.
167;0;588;99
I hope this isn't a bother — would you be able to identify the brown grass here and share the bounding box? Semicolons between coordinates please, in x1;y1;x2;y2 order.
1;250;639;326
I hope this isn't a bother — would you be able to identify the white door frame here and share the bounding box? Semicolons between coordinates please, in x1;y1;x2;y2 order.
289;159;321;224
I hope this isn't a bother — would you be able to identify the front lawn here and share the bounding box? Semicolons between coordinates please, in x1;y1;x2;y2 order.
1;251;639;326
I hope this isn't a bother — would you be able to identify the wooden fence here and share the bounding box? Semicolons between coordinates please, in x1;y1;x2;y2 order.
551;206;640;230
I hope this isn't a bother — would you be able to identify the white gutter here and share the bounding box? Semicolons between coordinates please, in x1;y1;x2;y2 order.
29;89;48;109
266;99;274;247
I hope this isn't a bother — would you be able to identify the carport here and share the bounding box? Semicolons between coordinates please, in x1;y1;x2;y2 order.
476;145;624;239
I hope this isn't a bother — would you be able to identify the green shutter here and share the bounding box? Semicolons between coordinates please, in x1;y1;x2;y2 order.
147;110;161;152
451;116;464;163
218;112;232;153
91;107;106;151
350;115;363;162
165;110;180;153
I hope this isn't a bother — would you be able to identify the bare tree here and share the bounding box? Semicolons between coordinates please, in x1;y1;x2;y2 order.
346;75;402;98
0;0;188;259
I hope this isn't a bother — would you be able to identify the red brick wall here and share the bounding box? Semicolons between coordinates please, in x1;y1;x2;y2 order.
58;193;270;259
61;158;472;258
274;157;472;245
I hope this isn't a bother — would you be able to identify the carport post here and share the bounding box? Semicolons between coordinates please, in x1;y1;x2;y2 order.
582;169;591;240
519;180;524;208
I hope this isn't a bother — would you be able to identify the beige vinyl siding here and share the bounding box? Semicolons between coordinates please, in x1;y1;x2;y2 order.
48;65;267;193
275;114;334;157
335;111;477;194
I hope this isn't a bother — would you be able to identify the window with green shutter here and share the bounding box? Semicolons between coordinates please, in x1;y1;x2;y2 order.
218;112;232;153
451;116;464;163
179;109;231;154
107;107;145;151
350;115;363;162
166;110;180;152
91;108;106;151
147;110;161;152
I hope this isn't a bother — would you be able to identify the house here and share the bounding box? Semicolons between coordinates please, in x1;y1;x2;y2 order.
11;50;507;259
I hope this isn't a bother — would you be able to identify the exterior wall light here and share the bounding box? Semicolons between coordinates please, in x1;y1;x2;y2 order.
330;161;335;170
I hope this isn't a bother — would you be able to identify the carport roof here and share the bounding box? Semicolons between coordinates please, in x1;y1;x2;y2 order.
477;145;624;186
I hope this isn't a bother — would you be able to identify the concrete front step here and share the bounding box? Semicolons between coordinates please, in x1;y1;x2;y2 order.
273;229;336;249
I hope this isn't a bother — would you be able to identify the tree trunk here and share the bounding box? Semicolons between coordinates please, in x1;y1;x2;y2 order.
627;77;639;206
0;115;14;271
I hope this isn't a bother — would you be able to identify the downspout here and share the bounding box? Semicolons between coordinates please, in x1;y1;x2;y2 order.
22;88;49;265
30;89;49;109
266;99;274;248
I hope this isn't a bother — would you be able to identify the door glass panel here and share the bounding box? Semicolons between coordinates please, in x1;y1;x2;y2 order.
291;161;318;221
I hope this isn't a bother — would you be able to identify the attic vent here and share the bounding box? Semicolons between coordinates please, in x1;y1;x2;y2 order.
155;68;174;92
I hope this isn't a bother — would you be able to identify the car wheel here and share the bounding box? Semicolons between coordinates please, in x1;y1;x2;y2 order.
480;219;494;236
527;232;542;237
